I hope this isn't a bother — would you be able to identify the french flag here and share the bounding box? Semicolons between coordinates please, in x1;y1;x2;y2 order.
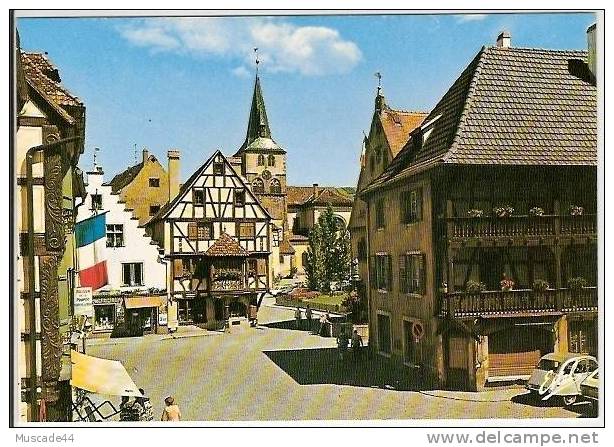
76;212;108;290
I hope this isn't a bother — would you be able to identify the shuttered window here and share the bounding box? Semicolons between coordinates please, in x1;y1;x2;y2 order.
237;222;256;239
374;254;392;291
173;259;183;278
399;253;426;295
375;199;386;229
400;187;423;224
188;222;213;241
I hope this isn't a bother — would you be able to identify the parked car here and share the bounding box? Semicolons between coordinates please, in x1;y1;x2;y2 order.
526;352;597;406
580;368;598;408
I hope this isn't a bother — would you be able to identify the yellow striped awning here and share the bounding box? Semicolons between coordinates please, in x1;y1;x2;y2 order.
70;350;142;397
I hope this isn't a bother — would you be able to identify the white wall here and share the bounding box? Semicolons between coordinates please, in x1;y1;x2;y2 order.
76;170;166;292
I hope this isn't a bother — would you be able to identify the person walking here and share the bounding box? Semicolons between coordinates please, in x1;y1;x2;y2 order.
135;388;154;421
351;329;364;361
161;396;181;421
294;306;302;330
318;313;328;337
305;305;313;333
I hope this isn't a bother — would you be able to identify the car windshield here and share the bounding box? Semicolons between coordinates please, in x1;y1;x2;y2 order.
537;359;560;371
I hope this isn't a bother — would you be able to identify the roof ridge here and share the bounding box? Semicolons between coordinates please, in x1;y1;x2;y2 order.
442;46;487;163
384;107;429;116
486;46;588;55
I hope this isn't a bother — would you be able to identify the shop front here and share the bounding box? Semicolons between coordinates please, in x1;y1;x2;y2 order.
123;295;165;335
92;295;124;334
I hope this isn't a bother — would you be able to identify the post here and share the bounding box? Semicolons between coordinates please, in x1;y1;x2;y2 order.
25;149;39;421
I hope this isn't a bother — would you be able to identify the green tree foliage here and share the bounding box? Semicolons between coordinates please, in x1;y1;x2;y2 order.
305;206;351;292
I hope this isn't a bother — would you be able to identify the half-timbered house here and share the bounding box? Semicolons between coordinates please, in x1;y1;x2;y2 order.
147;150;271;328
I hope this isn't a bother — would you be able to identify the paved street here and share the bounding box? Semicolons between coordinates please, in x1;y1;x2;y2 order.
85;302;593;421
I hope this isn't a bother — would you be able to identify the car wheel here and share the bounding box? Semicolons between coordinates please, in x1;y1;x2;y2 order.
563;395;577;406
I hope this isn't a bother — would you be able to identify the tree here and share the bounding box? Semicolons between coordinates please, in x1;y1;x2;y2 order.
305;206;351;292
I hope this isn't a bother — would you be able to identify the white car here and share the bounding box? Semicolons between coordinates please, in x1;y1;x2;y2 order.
526;352;598;406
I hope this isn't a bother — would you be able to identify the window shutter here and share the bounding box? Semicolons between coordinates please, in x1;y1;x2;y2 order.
188;222;198;240
370;256;376;290
419;253;426;295
257;258;267;275
387;256;392;291
399;255;406;294
173;259;183;278
416;187;423;221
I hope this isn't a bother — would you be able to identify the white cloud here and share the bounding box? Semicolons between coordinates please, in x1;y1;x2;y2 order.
231;66;250;78
455;14;488;23
118;17;362;76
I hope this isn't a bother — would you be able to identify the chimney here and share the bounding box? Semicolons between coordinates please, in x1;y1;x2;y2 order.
312;183;319;197
142;148;149;163
496;31;511;48
167;150;181;201
587;23;596;77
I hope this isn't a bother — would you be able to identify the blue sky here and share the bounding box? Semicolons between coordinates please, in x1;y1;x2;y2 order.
18;12;595;186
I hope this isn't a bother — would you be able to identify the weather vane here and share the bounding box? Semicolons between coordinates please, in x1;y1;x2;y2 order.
93;147;100;170
254;47;260;75
375;71;382;88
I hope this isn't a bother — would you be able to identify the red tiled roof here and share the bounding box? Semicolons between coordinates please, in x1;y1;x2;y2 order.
379;108;428;157
21;52;82;107
205;232;248;257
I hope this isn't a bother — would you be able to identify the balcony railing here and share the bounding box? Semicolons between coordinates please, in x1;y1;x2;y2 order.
440;287;597;318
446;214;596;239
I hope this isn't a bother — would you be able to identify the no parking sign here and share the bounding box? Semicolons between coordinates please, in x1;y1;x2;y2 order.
412;321;425;342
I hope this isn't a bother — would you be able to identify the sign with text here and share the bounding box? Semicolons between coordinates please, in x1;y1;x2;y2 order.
74;287;94;317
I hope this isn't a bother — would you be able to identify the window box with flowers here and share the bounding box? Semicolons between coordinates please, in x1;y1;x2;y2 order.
493;205;514;218
467;209;484;218
529;207;545;217
500;275;515;291
465;280;486;294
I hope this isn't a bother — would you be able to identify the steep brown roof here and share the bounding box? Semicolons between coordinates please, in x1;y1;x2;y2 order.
21;52;82;107
364;45;597;194
107;162;144;193
205;232;248;257
379;107;428;157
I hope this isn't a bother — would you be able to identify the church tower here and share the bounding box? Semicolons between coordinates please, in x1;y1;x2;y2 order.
235;74;288;228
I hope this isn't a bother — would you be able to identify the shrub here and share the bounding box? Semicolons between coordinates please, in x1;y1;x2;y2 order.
569;205;584;216
532;279;550;292
465;280;486;294
567;277;587;290
467;209;484;218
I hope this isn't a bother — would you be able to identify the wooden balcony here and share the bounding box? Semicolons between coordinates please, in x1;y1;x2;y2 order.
446;214;596;240
440;287;597;318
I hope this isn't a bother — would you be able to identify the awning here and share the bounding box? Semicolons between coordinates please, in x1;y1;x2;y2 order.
70;350;142;397
124;296;163;309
